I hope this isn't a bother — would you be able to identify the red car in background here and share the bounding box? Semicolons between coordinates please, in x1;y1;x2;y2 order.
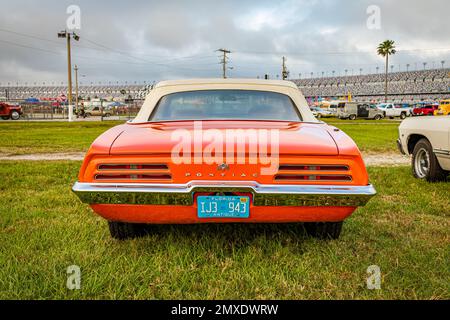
0;102;23;120
412;103;438;116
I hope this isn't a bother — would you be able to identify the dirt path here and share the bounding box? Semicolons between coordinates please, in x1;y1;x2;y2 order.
363;153;410;166
0;152;410;166
0;152;85;161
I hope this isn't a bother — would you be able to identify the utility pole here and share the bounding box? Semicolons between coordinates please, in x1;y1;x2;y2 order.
217;48;231;78
281;56;289;80
58;30;80;122
74;65;79;115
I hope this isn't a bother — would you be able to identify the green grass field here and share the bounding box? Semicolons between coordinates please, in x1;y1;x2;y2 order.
0;161;448;299
325;121;399;153
0;121;122;155
0;120;400;154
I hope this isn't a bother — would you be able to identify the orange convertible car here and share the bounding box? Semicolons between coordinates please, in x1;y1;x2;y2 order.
73;79;376;239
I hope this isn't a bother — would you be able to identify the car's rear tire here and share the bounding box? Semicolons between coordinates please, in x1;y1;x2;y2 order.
400;112;407;120
108;221;148;240
412;139;448;182
304;221;343;239
349;114;356;120
1;116;10;120
374;114;382;120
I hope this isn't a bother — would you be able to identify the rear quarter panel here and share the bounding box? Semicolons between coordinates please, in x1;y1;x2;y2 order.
78;124;127;181
399;117;450;170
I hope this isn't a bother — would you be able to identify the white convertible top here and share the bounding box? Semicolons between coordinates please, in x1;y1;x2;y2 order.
153;78;300;89
132;78;317;123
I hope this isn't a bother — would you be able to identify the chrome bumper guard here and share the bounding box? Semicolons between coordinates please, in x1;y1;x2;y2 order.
72;181;376;207
397;139;406;155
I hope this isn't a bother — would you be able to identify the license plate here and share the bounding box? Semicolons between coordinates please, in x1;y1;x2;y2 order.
197;196;250;218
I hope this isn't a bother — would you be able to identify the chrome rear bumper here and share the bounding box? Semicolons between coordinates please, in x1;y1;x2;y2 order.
72;181;376;207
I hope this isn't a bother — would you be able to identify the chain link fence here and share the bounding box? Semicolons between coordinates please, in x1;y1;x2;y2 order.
1;99;144;121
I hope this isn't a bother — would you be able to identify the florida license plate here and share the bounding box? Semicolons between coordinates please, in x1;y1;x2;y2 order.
197;196;250;218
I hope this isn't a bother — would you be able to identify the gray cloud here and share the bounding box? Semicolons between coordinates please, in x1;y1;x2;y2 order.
0;0;449;84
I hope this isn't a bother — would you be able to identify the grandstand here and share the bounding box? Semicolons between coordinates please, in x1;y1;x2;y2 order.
0;84;153;101
1;68;449;104
293;68;450;102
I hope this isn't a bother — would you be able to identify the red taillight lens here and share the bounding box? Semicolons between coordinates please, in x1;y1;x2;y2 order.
98;164;168;170
95;163;171;181
278;164;349;171
95;174;171;181
274;174;352;181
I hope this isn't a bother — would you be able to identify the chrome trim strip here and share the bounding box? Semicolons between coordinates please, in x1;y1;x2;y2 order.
433;149;450;156
72;181;376;207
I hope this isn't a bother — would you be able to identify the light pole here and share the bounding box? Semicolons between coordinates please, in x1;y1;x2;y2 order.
74;65;79;115
281;56;289;80
58;30;80;122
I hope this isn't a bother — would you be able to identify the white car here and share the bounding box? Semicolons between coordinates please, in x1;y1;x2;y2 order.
310;107;334;119
377;103;410;119
397;117;450;181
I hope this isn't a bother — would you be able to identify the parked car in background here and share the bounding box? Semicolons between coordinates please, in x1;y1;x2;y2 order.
434;99;450;116
377;103;410;119
0;102;23;120
329;101;347;116
337;102;384;120
72;79;376;240
412;103;439;116
310;107;334;119
395;103;414;116
84;106;112;117
397;117;450;182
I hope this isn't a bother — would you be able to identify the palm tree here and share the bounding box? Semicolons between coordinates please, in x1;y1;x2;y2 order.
377;40;396;102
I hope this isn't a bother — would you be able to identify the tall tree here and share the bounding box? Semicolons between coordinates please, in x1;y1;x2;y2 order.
377;40;396;102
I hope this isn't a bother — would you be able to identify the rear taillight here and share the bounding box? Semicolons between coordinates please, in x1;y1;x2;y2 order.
275;164;352;182
94;163;171;181
274;174;352;181
95;174;171;181
97;164;168;170
278;164;349;171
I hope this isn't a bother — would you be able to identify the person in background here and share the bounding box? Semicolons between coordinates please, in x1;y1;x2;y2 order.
79;102;86;118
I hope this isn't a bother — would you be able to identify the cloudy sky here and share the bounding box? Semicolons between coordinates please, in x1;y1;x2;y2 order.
0;0;449;85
